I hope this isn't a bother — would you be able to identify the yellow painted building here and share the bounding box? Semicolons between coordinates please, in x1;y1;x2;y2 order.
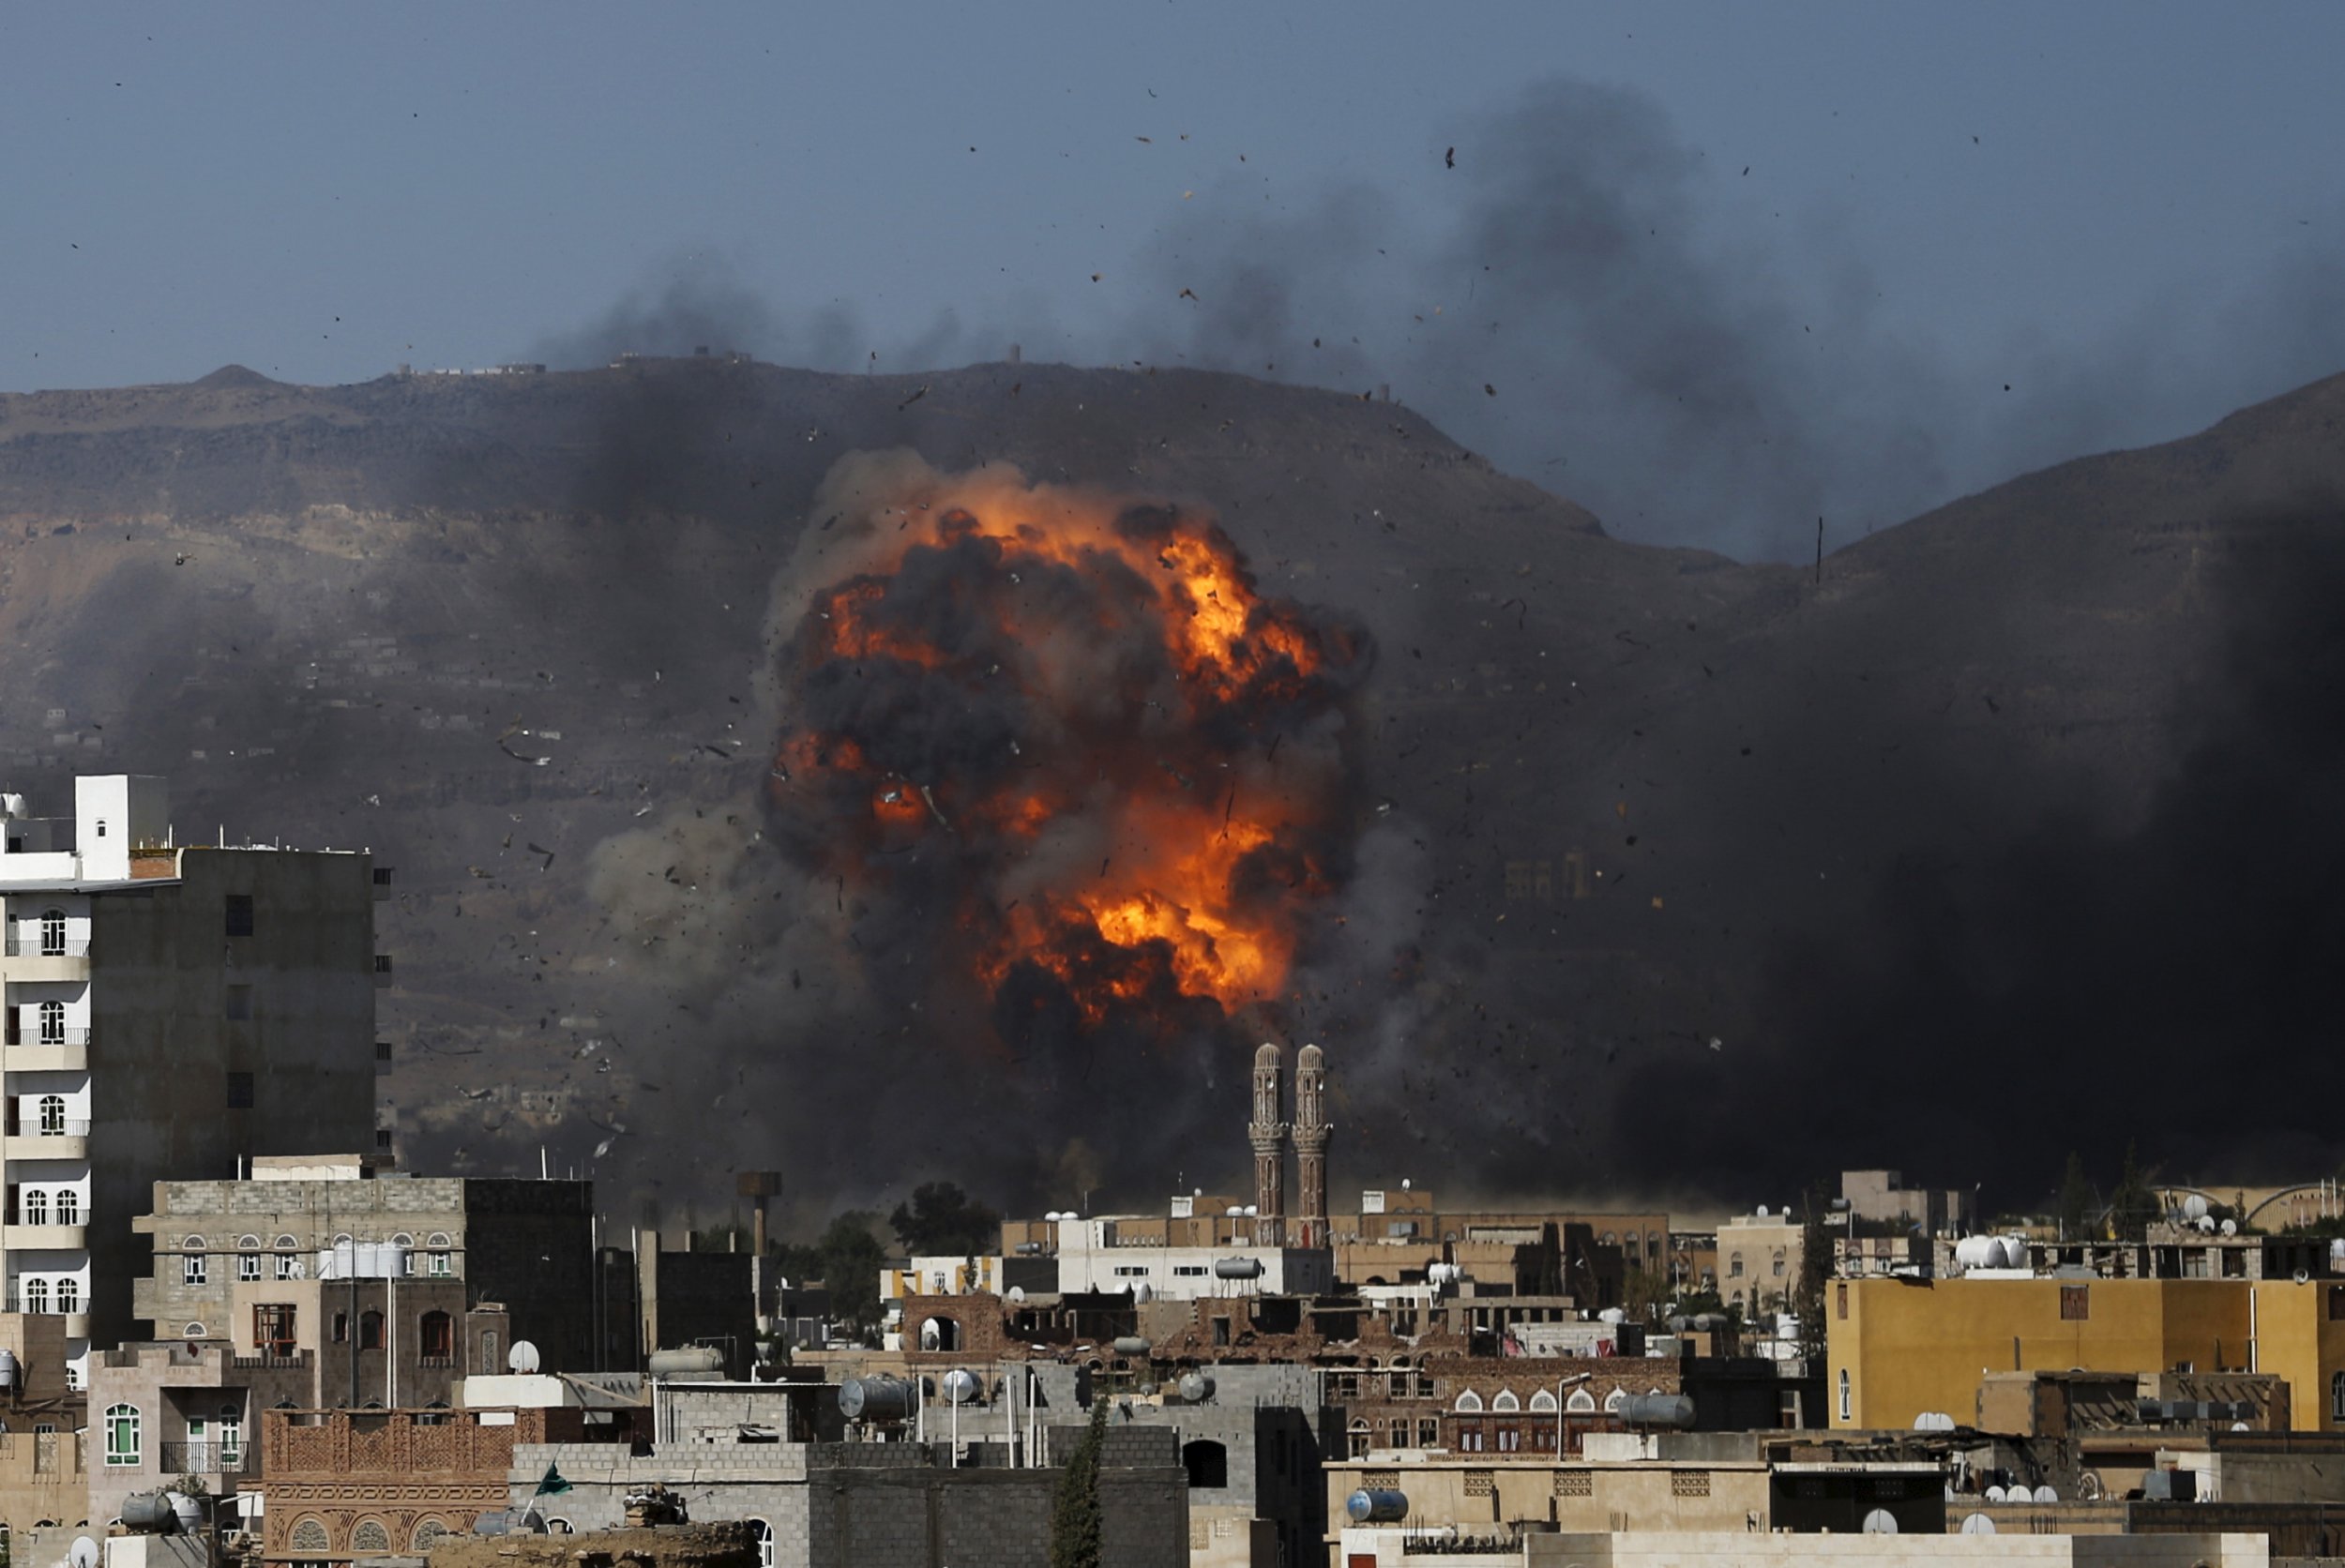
1828;1275;2345;1433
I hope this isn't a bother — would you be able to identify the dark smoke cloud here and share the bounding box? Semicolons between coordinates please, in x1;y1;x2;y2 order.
1128;77;2345;561
1626;501;2345;1206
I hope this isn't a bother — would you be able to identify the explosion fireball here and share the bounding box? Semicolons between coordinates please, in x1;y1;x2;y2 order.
767;458;1372;1052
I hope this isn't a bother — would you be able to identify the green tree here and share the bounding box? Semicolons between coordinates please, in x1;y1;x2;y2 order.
2056;1152;2095;1242
2109;1142;2158;1241
889;1182;1003;1258
1050;1389;1109;1568
816;1212;888;1339
1793;1185;1830;1364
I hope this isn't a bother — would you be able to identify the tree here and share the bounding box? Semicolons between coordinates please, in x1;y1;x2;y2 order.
816;1212;888;1338
1793;1185;1830;1365
2109;1142;2159;1241
889;1182;1003;1258
1050;1388;1109;1568
2056;1152;2096;1242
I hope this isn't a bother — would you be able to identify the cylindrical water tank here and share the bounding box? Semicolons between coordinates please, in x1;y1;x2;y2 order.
1345;1488;1409;1524
1112;1336;1152;1356
1955;1236;2001;1269
1691;1313;1725;1332
1427;1263;1462;1287
941;1369;982;1405
1620;1395;1696;1429
839;1375;915;1423
1177;1371;1215;1403
118;1495;175;1533
169;1496;204;1536
645;1346;725;1378
0;1348;19;1390
381;1242;409;1278
1598;1307;1627;1325
356;1242;383;1277
1214;1257;1263;1279
334;1240;356;1279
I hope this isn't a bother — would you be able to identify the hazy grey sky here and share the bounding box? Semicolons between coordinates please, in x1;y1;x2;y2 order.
6;4;2341;556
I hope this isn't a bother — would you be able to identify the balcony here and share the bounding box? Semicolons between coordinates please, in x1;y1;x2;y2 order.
159;1440;247;1475
5;1292;90;1338
0;937;91;982
2;1027;91;1072
2;1221;87;1250
4;1119;90;1161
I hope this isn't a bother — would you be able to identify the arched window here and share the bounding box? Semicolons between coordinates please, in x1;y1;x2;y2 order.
350;1520;390;1553
275;1236;299;1280
56;1278;79;1313
1773;1249;1789;1278
1566;1388;1597;1412
1602;1230;1617;1246
1839;1369;1853;1422
23;1279;47;1314
184;1323;206;1339
182;1240;206;1287
1603;1387;1626;1413
746;1521;772;1568
1181;1439;1229;1489
1346;1417;1371;1459
219;1405;243;1467
427;1233;453;1276
1728;1252;1745;1278
22;1189;47;1225
1491;1390;1520;1412
1528;1390;1558;1412
38;909;66;957
358;1310;384;1350
103;1403;141;1467
54;1188;78;1225
1454;1390;1484;1412
238;1238;262;1282
409;1519;448;1553
419;1311;453;1361
36;1094;66;1134
289;1518;330;1554
544;1520;574;1537
37;1003;63;1046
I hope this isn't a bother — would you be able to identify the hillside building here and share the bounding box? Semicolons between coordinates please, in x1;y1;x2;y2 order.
0;775;384;1390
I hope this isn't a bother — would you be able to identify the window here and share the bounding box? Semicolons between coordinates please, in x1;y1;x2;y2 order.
409;1519;447;1553
1604;1388;1626;1413
332;1312;349;1344
22;1190;47;1225
223;986;251;1021
37;1094;65;1133
37;1002;63;1045
1182;1439;1229;1489
238;1240;262;1281
1492;1390;1520;1412
254;1304;296;1354
101;1403;141;1467
1838;1369;1853;1421
1417;1417;1439;1447
1496;1425;1521;1453
55;1278;78;1313
419;1311;453;1361
38;909;66;956
350;1521;389;1553
373;954;394;975
276;1237;299;1279
55;1189;78;1224
748;1520;774;1568
2061;1285;2090;1321
481;1330;499;1369
182;1241;207;1286
1455;1423;1485;1453
1454;1390;1484;1412
224;895;254;938
1566;1388;1596;1413
94;819;107;839
1728;1252;1744;1278
1529;1390;1558;1412
1773;1249;1789;1277
428;1250;452;1277
1838;1282;1849;1320
23;1279;47;1313
359;1310;384;1350
225;1072;254;1109
184;1323;205;1339
289;1519;330;1554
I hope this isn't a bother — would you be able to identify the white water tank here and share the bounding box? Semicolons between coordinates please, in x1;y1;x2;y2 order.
1954;1236;2002;1269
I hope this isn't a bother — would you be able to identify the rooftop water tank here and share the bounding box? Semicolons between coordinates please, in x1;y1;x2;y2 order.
941;1369;982;1405
1112;1336;1152;1356
0;1349;18;1390
118;1495;175;1533
1177;1371;1215;1403
645;1346;725;1378
839;1375;915;1423
1214;1258;1263;1279
1619;1394;1695;1429
1345;1488;1409;1525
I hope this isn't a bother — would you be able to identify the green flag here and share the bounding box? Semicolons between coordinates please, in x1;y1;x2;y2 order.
534;1462;571;1498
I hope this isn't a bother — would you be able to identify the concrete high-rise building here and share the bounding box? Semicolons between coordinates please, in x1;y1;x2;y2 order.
1292;1043;1331;1249
0;775;383;1388
1248;1043;1288;1247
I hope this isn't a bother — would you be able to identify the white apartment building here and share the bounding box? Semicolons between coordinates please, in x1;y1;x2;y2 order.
1052;1217;1335;1300
0;775;383;1388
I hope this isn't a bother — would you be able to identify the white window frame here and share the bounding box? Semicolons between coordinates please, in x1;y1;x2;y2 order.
104;1403;141;1468
182;1240;207;1286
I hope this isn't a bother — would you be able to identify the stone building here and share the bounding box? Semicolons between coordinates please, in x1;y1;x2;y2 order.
130;1155;598;1375
259;1404;601;1564
0;775;385;1388
0;1310;85;1530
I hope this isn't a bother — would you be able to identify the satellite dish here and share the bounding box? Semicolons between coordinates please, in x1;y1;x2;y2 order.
1985;1485;2008;1503
2220;1218;2238;1236
1006;1286;1026;1303
507;1340;541;1373
1861;1509;1898;1534
1959;1514;1997;1535
71;1538;100;1568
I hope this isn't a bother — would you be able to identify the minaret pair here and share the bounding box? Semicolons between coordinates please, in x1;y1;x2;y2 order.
1247;1041;1333;1248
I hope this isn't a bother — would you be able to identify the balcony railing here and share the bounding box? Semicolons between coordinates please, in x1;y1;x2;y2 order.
4;1291;87;1315
159;1440;246;1475
5;1120;91;1138
230;1349;310;1370
2;1027;93;1048
2;936;90;958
